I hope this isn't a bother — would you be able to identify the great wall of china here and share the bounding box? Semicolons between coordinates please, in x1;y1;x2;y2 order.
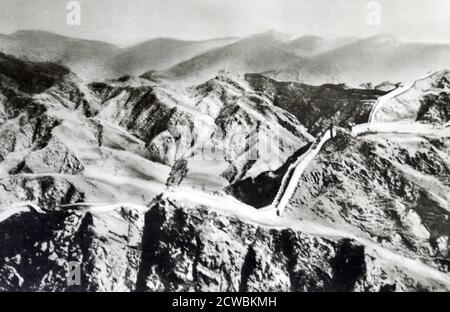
262;70;450;217
1;72;449;222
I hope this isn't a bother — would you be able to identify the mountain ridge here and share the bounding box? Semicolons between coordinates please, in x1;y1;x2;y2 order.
2;29;450;87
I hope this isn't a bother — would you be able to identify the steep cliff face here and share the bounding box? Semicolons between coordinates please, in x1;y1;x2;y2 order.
0;203;145;291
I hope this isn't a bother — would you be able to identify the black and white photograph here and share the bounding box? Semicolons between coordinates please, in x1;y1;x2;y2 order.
0;0;449;297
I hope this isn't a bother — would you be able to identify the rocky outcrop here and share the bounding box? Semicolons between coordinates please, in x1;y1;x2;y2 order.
417;92;450;125
0;203;145;291
0;176;85;211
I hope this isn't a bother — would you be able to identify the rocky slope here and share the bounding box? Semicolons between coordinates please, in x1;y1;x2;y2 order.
0;52;171;206
371;70;450;124
89;73;313;190
244;73;386;136
285;130;450;275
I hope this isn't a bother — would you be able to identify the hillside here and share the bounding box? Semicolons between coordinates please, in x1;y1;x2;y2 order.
0;30;120;80
286;129;450;279
107;37;238;78
163;32;307;84
244;73;386;135
370;70;450;123
283;35;358;58
0;31;236;81
269;35;450;86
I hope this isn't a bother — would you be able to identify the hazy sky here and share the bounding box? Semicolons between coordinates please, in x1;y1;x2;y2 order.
1;0;450;46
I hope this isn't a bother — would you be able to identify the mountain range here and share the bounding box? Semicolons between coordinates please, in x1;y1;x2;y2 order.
1;26;450;292
2;30;450;86
0;47;449;290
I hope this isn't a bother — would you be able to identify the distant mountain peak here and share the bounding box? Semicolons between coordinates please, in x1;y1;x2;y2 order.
12;29;55;36
292;35;323;43
245;30;292;42
364;34;398;44
11;29;71;40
